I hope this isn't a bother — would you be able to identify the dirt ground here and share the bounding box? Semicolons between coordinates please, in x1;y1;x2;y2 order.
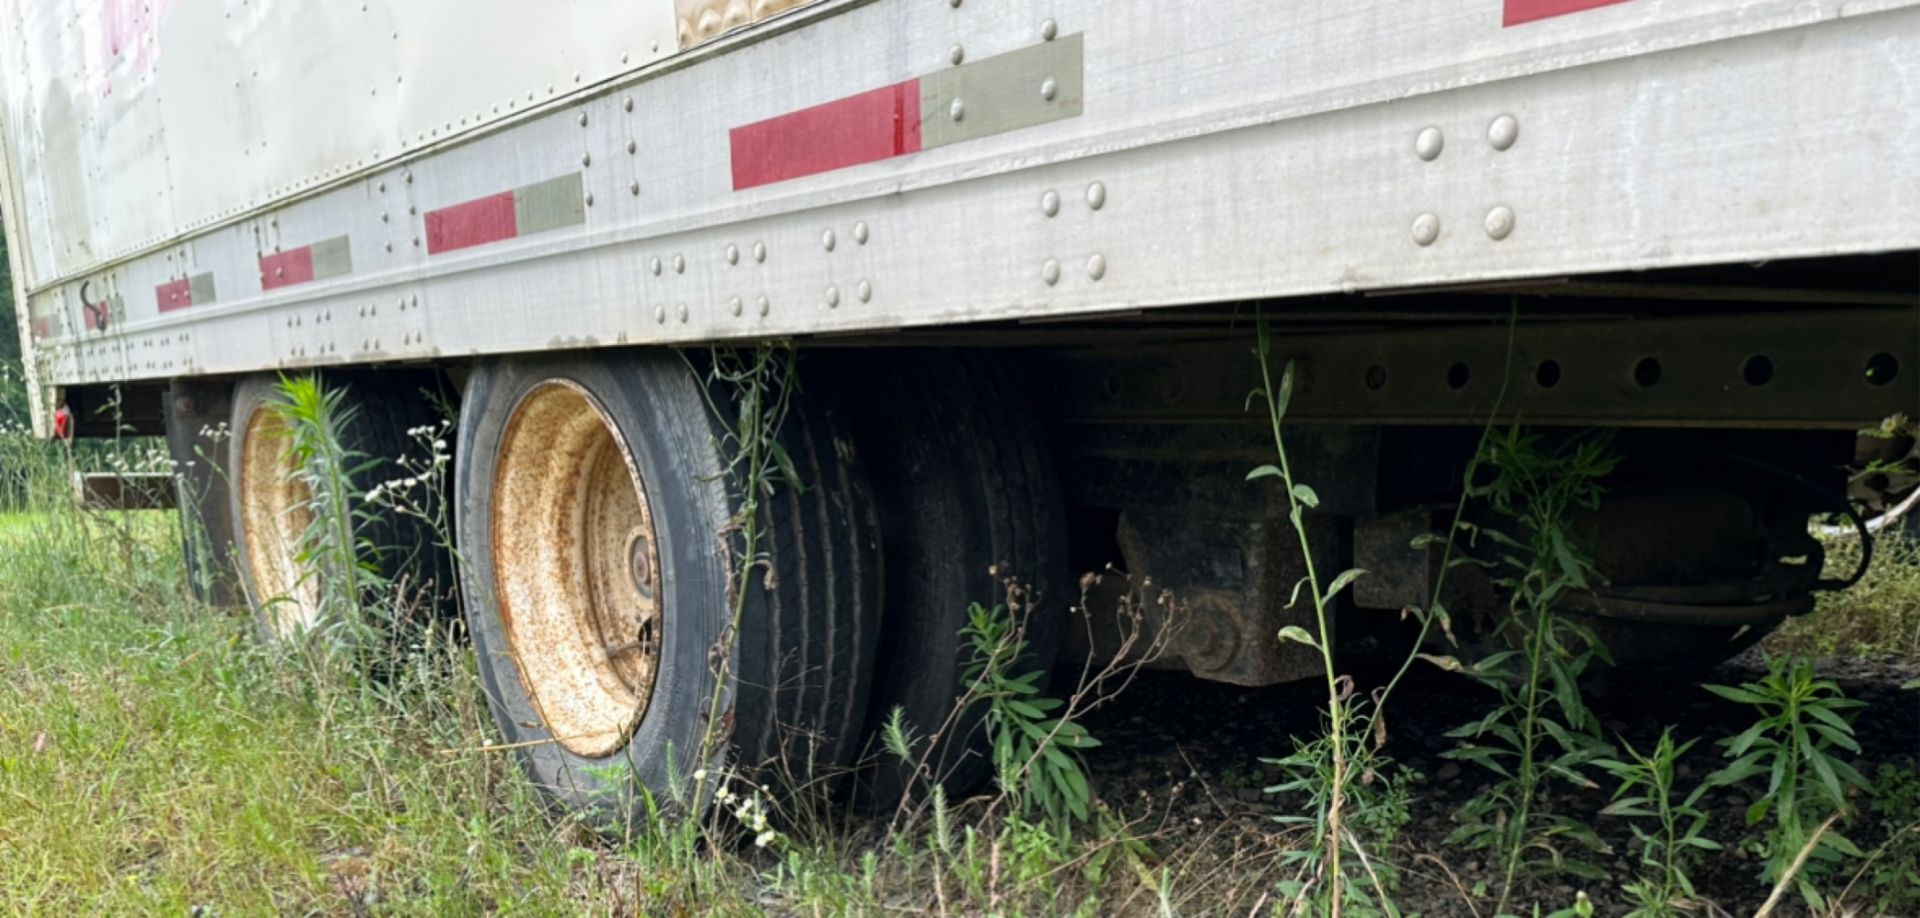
1076;646;1920;916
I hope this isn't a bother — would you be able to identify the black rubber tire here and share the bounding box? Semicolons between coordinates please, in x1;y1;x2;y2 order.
838;349;1070;805
454;350;881;823
227;370;455;638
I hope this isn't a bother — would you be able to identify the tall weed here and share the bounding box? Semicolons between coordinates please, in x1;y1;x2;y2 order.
1705;654;1872;912
1443;428;1619;912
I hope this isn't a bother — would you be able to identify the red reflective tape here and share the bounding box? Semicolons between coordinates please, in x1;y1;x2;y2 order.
259;247;315;291
729;80;922;190
31;316;50;338
425;192;518;255
1504;0;1633;26
156;278;193;312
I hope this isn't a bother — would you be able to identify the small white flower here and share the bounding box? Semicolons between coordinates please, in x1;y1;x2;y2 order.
754;830;776;848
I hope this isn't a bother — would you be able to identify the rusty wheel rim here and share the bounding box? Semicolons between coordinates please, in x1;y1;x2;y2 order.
238;403;320;636
491;380;663;758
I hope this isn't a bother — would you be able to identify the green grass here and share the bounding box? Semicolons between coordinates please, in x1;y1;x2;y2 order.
1771;529;1920;660
0;508;625;914
0;467;1196;915
0;512;37;538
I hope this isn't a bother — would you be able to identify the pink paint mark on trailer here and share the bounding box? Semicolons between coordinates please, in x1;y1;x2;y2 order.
729;81;924;190
156;277;193;312
1504;0;1634;27
424;192;520;255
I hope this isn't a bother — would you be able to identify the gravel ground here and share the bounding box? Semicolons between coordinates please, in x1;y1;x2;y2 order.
1074;647;1920;917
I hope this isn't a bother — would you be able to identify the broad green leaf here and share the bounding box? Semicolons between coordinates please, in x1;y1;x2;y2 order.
1321;568;1367;604
1276;626;1318;649
1291;483;1319;508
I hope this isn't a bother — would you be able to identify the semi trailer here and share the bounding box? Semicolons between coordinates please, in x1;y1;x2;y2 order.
4;0;1917;816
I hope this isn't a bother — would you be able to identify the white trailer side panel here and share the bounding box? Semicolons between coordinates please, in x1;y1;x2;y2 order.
6;0;1920;434
0;0;697;282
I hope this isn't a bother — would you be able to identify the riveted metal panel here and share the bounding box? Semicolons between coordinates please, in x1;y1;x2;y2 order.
6;0;1920;433
0;0;680;284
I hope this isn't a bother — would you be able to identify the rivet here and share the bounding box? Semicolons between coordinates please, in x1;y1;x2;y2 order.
949;98;965;122
1488;114;1519;151
826;285;841;307
857;280;872;302
1484;206;1516;241
726;244;740;264
578;112;589;127
630;181;641;196
1086;182;1107;210
854;222;869;244
624;97;634;113
627;140;637;155
1411;213;1441;247
1041;18;1058;40
584;192;594;207
730;296;743;316
949;44;965;65
1087;254;1107;280
948;0;960;7
757;295;770;316
673;254;685;273
582;153;592;167
753;241;767;263
650;257;663;275
822;229;837;252
1414;126;1444;161
676;303;688;322
654;305;666;323
1041;190;1061;217
1040;78;1057;101
1042;259;1061;285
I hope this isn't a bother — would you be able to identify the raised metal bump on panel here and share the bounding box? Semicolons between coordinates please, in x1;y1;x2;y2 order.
1489;115;1520;151
1414;127;1445;161
1485;206;1517;240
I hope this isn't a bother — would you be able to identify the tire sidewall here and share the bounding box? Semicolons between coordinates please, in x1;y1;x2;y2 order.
227;375;295;642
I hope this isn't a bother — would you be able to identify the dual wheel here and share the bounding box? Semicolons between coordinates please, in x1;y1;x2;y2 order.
226;370;454;639
223;350;1066;822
